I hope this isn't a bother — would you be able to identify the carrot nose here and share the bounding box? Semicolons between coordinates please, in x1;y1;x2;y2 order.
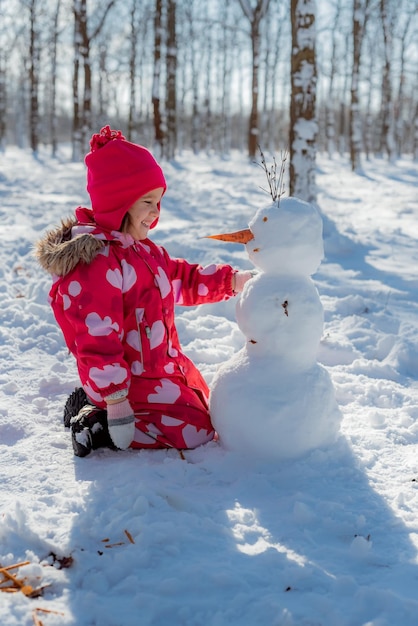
205;228;254;244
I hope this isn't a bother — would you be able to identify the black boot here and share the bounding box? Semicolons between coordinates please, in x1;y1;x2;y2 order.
70;405;114;457
63;387;89;428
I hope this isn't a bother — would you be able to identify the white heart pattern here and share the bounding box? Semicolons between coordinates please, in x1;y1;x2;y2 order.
89;363;129;388
147;379;181;404
155;266;171;299
150;320;165;350
85;312;119;336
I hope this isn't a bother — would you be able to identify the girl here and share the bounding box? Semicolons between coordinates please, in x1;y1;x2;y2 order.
36;126;252;456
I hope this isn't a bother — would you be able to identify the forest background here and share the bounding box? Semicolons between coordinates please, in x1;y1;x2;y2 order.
0;0;417;201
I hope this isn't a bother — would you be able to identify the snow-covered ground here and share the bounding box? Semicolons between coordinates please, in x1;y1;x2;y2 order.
1;146;418;626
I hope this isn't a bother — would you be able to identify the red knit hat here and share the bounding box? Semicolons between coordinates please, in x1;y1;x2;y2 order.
85;126;167;232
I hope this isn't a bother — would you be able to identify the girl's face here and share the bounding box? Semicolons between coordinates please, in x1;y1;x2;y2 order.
126;187;164;240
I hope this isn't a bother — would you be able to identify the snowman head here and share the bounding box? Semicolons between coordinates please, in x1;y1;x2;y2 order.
247;198;324;275
205;197;324;277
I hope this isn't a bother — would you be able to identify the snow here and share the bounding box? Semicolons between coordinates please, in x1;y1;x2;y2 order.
1;146;418;625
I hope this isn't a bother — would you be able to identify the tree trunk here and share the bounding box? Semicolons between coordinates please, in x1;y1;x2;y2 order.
264;2;283;154
72;0;83;161
414;101;418;162
395;7;414;157
165;0;177;159
185;4;200;155
50;0;61;157
79;0;91;155
349;0;369;172
97;42;109;128
238;0;271;158
289;0;317;203
29;0;40;153
128;0;138;142
0;54;6;152
72;0;115;161
378;0;395;161
202;0;212;154
219;1;232;155
325;1;341;158
395;35;406;158
152;0;164;150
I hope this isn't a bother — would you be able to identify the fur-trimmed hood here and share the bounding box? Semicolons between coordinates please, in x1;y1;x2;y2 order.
35;216;106;277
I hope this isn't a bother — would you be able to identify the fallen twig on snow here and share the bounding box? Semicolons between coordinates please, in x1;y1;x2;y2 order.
0;561;50;598
32;607;64;626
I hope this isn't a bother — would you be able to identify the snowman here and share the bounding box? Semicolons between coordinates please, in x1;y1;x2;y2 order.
207;196;341;461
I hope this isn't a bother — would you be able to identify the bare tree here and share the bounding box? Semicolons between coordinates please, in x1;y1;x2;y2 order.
28;0;41;153
127;1;138;142
200;2;214;154
289;0;317;202
218;3;234;155
394;2;414;157
238;0;271;158
323;0;345;158
49;0;62;157
152;0;164;151
72;0;116;161
165;0;177;159
362;28;376;160
183;2;201;154
349;0;371;171
378;0;396;161
0;0;14;151
0;56;5;151
261;0;287;154
336;32;350;156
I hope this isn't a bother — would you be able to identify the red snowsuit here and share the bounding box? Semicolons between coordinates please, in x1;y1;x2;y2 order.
48;209;236;450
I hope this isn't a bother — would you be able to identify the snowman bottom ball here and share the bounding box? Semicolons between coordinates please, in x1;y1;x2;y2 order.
210;350;342;461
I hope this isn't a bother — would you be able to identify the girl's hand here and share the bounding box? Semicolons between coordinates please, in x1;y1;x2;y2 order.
233;270;255;294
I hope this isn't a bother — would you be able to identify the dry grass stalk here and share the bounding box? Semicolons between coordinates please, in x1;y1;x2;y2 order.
124;529;135;544
257;145;288;205
32;607;64;626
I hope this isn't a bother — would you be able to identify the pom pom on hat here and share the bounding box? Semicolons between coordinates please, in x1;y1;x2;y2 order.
89;125;125;151
85;125;167;232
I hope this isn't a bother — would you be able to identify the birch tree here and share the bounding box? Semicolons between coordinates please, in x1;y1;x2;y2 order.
49;0;62;157
393;2;414;157
72;0;115;161
378;0;396;161
0;55;5;151
323;0;345;158
289;0;317;202
238;0;271;158
184;2;200;154
201;1;213;153
363;28;376;160
152;0;164;151
127;1;139;142
165;0;177;159
28;0;41;153
0;0;16;151
349;0;370;171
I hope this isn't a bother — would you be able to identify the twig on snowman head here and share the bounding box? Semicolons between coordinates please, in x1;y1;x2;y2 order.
256;145;288;206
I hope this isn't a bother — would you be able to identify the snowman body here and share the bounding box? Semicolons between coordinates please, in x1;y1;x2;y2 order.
210;197;341;460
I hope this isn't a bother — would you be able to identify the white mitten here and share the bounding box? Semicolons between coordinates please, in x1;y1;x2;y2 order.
106;399;135;450
233;270;255;294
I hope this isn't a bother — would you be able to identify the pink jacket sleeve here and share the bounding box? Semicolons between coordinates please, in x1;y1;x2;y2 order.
160;247;236;306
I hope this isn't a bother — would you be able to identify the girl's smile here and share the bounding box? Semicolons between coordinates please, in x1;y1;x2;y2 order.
126;187;164;240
